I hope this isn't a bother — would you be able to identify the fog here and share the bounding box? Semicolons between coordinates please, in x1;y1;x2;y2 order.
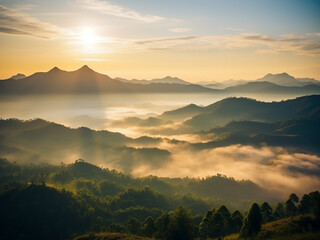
0;93;302;136
1;93;319;199
129;142;320;198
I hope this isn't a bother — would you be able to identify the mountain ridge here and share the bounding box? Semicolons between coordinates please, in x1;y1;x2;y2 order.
1;66;320;94
0;65;214;94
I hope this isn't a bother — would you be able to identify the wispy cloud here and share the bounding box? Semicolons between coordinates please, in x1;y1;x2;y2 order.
0;5;61;38
170;28;191;33
132;33;320;56
136;36;199;45
82;0;165;22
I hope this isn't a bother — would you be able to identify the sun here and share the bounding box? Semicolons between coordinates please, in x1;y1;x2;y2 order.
81;27;97;46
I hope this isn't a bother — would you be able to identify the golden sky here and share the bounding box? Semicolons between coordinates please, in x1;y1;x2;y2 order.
0;0;320;82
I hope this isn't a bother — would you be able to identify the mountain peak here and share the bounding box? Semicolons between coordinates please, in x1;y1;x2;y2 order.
77;65;94;72
264;72;291;78
279;72;290;76
151;76;190;85
10;73;26;80
49;66;62;73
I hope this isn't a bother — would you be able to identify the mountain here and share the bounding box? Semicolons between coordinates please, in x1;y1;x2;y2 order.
161;103;205;120
115;77;150;84
199;73;320;91
201;79;249;89
2;67;319;95
177;95;320;130
150;76;190;84
6;73;26;80
116;76;191;85
256;72;320;86
197;111;320;156
224;81;320;94
0;66;214;94
0;118;170;172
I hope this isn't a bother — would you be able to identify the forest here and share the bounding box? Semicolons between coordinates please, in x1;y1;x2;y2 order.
0;159;319;240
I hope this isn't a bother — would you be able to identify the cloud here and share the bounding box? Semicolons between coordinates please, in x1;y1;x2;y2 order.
170;28;191;33
132;33;320;56
135;36;200;45
131;143;320;198
82;0;165;22
0;5;61;38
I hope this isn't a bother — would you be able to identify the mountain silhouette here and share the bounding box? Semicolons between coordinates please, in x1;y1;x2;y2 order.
0;66;213;94
117;76;191;85
1;67;320;94
224;81;320;94
180;95;320;130
257;73;301;86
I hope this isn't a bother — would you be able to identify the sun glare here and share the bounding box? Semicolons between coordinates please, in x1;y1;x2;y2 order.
81;28;97;46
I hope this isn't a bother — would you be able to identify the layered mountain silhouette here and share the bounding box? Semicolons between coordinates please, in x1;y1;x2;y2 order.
115;95;320;155
203;73;319;88
1;96;319;167
256;72;319;86
1;66;319;94
181;95;320;130
0;66;212;94
0;118;168;172
116;76;191;85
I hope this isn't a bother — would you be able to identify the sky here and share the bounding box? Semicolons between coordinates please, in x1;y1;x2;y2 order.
0;0;319;82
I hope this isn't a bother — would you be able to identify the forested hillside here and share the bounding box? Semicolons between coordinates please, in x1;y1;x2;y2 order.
0;159;319;240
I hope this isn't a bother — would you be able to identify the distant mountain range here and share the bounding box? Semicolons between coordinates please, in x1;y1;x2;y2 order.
1;95;319;170
111;95;320;155
202;73;320;88
1;66;319;94
0;66;211;94
115;76;190;85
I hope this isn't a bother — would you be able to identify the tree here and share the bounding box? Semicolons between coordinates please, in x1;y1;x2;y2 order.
211;211;224;239
155;212;171;240
260;202;273;223
199;210;214;239
231;210;243;233
289;193;299;203
108;223;126;233
240;203;262;238
309;191;320;220
216;205;232;236
142;216;156;237
168;207;196;240
273;202;285;220
285;199;298;217
127;218;141;235
299;194;312;215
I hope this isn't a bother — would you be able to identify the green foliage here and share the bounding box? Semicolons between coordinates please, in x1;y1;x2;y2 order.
299;194;312;215
142;216;156;237
231;210;243;233
240;203;263;238
128;218;141;235
199;205;235;239
285;199;298;217
260;202;274;223
0;184;86;240
167;207;196;240
273;202;286;220
1;159;320;240
110;186;171;210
